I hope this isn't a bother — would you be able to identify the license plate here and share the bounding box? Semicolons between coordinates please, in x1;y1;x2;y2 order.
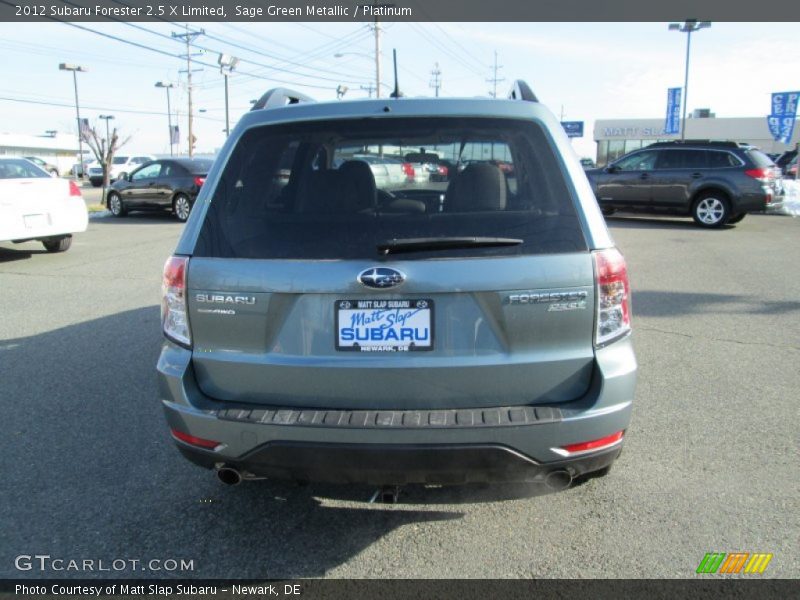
23;214;47;229
335;299;433;352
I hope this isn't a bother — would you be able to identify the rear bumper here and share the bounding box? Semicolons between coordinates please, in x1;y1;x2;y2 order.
158;336;636;485
176;440;622;485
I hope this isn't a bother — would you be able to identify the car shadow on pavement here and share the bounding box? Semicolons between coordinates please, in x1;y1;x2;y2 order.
91;214;184;225
606;215;734;230
633;290;800;318
0;245;47;262
2;306;505;578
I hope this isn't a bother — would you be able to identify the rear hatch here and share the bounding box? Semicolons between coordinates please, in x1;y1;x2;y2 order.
186;117;596;410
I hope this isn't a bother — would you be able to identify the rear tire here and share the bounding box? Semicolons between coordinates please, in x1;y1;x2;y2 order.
173;194;192;222
691;192;731;228
727;213;747;224
107;192;127;217
42;236;72;253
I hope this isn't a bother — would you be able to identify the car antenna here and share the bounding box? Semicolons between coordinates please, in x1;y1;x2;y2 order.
389;49;402;98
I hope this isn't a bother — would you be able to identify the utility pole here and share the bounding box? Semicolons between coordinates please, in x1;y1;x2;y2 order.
487;51;504;98
430;62;442;97
360;84;376;98
374;14;381;99
172;25;204;157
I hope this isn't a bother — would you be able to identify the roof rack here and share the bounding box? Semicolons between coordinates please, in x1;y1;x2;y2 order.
250;88;315;111
648;140;742;148
508;80;538;103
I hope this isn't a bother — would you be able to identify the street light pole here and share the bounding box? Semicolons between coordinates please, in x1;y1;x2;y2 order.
155;82;175;156
669;20;711;140
218;54;239;138
59;63;87;178
99;114;114;149
98;114;114;203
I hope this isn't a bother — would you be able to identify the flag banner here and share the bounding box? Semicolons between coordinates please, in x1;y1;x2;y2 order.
665;87;682;135
170;125;180;145
79;118;91;141
768;91;799;143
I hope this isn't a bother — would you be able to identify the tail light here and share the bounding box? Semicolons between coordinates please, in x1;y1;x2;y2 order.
593;248;631;346
162;256;191;347
553;431;625;457
193;176;206;187
745;168;773;182
401;162;415;181
437;165;448;177
171;428;220;450
68;180;82;197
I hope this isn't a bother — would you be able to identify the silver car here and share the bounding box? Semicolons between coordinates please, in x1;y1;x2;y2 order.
158;82;636;491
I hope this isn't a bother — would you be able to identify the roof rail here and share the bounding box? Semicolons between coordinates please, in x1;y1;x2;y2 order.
250;88;315;111
508;80;538;102
648;140;741;148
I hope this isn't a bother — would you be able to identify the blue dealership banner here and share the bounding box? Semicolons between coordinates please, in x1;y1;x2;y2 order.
561;121;584;138
767;91;799;144
665;87;682;135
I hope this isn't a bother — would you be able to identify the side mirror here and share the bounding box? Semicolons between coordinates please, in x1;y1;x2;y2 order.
606;164;620;173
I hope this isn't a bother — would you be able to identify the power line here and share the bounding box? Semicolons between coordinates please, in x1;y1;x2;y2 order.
0;94;225;122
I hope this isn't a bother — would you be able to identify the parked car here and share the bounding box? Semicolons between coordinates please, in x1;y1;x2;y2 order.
106;158;212;222
158;83;636;491
334;154;412;189
586;140;783;227
0;157;87;252
580;157;595;169
22;156;59;176
774;149;797;175
785;156;798;178
88;154;157;187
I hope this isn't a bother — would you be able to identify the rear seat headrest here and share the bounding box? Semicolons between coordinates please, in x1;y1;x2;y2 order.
445;163;507;212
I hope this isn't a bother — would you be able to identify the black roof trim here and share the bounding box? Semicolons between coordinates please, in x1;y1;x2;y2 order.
647;140;746;148
508;80;538;103
250;88;315;111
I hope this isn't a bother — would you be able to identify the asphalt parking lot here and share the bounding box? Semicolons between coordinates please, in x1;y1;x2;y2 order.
1;211;798;579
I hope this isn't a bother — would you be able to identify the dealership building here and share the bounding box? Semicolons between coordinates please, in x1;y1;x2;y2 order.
0;132;83;174
593;111;799;166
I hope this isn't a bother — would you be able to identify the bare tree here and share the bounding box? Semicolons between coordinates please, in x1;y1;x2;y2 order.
83;126;132;199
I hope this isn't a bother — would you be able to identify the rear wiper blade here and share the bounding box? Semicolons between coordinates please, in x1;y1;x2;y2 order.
377;237;523;255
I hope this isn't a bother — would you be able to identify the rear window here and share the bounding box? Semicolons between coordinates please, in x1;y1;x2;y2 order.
194;117;586;260
112;156;129;165
746;149;775;168
0;159;50;179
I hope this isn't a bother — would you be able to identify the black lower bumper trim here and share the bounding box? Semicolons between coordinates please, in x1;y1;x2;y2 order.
177;441;621;486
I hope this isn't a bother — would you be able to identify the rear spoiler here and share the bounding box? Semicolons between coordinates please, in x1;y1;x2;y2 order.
508;80;538;102
250;88;315;111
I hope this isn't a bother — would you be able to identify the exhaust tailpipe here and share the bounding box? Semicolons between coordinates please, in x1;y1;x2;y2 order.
544;470;572;490
217;466;242;486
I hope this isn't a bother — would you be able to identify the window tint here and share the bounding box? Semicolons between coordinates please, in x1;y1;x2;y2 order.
112;156;129;165
194;118;586;260
160;163;187;178
707;151;740;168
614;150;658;171
0;159;50;179
133;156;151;164
131;162;161;180
656;149;707;169
746;149;775;168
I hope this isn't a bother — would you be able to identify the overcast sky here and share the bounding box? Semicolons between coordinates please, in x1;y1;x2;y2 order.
1;21;798;158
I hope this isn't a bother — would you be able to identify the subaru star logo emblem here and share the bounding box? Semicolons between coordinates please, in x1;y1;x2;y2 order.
358;267;405;289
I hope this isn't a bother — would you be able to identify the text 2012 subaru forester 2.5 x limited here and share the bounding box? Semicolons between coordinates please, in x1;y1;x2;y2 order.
158;82;637;491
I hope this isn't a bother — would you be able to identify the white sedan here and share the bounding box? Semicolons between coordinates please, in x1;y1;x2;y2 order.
0;157;88;253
